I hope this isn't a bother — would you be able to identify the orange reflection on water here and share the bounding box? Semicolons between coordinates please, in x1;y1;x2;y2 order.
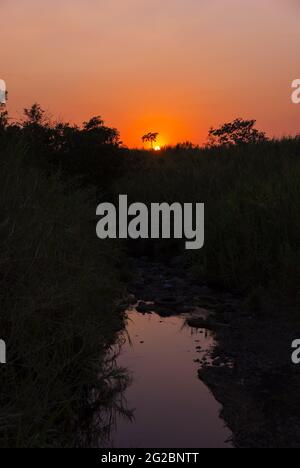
106;310;231;449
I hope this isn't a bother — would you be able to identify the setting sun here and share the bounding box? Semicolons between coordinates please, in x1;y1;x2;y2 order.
154;146;161;151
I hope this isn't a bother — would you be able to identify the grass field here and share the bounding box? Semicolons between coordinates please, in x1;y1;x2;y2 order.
1;111;300;446
0;143;129;447
117;139;300;305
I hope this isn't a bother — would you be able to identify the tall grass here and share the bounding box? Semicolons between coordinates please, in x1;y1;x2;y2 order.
2;133;299;446
0;143;129;447
116;139;300;304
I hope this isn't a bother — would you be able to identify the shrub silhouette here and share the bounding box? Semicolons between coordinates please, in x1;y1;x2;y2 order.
208;118;267;147
0;104;124;193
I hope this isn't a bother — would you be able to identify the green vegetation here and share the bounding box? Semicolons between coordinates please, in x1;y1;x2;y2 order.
117;138;300;304
1;107;299;447
0;139;129;447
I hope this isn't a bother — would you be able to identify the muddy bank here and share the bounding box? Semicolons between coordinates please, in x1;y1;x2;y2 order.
124;259;300;448
126;257;239;319
198;305;300;448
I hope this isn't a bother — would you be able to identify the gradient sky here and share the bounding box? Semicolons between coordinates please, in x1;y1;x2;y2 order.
1;0;300;147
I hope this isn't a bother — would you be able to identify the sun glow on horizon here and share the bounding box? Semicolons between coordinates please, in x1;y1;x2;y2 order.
154;145;161;151
1;1;299;147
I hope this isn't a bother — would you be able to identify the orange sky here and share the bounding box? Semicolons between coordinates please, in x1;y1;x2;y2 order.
1;0;300;147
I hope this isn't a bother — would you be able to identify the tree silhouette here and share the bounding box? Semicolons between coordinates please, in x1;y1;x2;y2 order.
83;115;121;146
83;116;104;131
0;111;9;130
23;103;47;126
142;132;159;149
207;118;267;147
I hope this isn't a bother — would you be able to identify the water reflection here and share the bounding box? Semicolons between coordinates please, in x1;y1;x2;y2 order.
104;310;232;448
79;338;133;448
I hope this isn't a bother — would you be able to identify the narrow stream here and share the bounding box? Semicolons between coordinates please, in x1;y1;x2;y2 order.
105;306;232;448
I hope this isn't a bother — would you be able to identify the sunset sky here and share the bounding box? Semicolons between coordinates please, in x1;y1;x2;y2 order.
1;0;300;147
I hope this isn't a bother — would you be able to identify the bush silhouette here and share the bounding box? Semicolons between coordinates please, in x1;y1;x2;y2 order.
208;118;267;147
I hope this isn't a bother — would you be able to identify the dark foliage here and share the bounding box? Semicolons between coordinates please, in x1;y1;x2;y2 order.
208;118;267;147
0;104;124;192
